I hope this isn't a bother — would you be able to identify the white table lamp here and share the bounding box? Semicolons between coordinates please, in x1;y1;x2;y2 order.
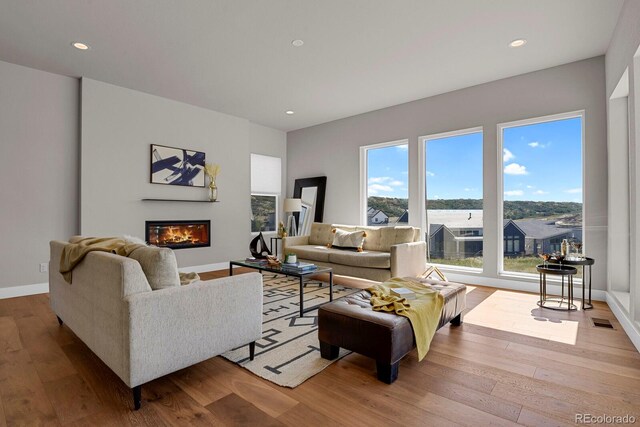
284;198;302;236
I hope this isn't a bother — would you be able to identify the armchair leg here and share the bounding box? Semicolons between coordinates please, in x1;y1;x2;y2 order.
133;385;141;410
56;316;63;326
249;341;256;361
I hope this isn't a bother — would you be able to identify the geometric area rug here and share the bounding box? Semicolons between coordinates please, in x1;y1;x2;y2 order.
221;273;356;388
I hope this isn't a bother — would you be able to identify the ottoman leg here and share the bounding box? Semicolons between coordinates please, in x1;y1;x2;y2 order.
450;313;463;326
377;361;399;384
320;341;340;360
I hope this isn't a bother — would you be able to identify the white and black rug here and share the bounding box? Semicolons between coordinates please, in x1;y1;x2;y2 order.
221;273;355;387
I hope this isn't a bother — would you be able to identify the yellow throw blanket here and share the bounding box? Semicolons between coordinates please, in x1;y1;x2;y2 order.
368;277;444;361
60;237;145;283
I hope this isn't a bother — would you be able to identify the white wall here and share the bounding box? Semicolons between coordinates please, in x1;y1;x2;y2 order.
81;79;286;268
288;57;607;291
0;60;79;289
605;0;640;350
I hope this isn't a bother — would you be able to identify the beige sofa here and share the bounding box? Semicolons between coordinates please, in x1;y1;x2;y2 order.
49;240;262;410
283;223;426;281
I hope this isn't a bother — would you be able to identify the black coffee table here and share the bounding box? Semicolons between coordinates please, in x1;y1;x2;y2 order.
229;260;333;317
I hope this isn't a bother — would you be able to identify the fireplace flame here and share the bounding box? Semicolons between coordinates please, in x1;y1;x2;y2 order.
147;222;209;248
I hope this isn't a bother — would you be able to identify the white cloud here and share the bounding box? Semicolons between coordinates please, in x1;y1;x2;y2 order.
526;185;535;189
565;188;582;194
368;176;391;184
534;190;548;195
464;188;471;192
504;163;528;175
368;184;393;195
503;148;515;162
396;145;408;152
369;177;404;187
504;190;524;196
426;171;435;177
528;141;549;148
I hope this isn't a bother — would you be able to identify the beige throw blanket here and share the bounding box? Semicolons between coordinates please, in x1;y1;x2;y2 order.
368;277;444;361
60;237;145;283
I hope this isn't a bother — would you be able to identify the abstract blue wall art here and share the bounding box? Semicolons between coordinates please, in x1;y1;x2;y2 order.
150;144;205;187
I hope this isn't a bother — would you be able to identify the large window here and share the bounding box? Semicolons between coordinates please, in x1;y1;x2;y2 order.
250;154;281;233
421;128;483;269
499;112;583;276
360;140;408;227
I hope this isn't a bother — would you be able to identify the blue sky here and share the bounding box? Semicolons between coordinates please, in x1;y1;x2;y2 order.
368;117;582;203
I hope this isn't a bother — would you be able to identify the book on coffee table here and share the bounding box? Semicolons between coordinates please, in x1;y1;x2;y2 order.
391;287;416;300
281;262;317;272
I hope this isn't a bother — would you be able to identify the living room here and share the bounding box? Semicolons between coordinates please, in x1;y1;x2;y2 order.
1;1;640;425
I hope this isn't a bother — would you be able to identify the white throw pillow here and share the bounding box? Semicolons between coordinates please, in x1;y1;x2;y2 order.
128;246;181;290
329;228;366;252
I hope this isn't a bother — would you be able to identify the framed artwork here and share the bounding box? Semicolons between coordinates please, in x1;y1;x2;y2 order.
150;144;205;187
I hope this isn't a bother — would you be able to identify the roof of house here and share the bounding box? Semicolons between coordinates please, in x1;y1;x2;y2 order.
514;219;581;240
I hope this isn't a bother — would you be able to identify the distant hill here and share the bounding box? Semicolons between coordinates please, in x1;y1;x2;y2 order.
367;197;582;220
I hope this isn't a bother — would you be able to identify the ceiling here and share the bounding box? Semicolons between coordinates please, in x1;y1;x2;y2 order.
0;1;623;132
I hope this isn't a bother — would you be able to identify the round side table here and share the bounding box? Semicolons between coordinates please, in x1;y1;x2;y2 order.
536;264;578;311
548;257;595;310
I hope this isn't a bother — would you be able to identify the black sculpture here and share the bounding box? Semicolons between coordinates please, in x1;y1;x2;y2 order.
250;232;272;259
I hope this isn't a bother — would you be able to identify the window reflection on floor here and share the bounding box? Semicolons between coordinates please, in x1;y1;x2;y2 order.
463;290;579;345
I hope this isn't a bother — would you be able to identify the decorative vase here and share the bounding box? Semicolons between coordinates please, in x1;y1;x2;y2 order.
208;182;218;202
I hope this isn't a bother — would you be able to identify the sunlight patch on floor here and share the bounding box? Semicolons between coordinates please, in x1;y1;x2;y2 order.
464;285;476;294
464;290;579;345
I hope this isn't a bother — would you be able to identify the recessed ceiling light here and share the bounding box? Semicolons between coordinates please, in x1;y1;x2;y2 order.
72;42;90;50
509;39;527;48
291;39;304;47
285;110;295;115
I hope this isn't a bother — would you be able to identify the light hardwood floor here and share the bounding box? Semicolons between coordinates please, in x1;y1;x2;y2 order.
0;269;639;426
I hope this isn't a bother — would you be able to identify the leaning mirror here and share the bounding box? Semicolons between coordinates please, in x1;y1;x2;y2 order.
293;176;327;235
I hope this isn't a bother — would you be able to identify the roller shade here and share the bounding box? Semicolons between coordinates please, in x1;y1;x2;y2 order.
250;153;281;194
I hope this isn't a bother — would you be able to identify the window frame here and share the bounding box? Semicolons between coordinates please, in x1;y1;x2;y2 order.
497;110;585;277
359;139;409;226
418;126;484;273
250;193;279;235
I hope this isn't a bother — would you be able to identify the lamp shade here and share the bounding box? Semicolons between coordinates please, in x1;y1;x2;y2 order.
283;198;302;212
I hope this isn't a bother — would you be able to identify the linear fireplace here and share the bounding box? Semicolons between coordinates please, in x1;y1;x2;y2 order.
145;220;211;250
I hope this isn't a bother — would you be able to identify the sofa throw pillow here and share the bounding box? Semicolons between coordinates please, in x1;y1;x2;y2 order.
128;246;181;290
328;228;367;252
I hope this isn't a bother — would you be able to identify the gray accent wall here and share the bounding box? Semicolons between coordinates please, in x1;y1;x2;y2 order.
0;60;79;288
81;78;286;269
287;57;608;290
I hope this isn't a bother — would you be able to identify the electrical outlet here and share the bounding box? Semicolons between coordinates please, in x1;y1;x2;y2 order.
39;263;48;273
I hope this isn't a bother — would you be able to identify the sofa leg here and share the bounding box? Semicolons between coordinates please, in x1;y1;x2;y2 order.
133;385;141;410
249;341;256;361
377;361;399;384
450;313;463;326
319;341;340;360
56;316;63;326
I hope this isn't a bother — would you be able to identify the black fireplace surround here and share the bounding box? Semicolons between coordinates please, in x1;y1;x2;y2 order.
145;220;210;250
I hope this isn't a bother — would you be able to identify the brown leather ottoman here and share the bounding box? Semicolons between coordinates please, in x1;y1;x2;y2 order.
318;277;466;383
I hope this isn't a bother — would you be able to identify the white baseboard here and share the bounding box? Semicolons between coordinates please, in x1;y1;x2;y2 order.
443;271;607;302
606;292;640;352
0;282;49;299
